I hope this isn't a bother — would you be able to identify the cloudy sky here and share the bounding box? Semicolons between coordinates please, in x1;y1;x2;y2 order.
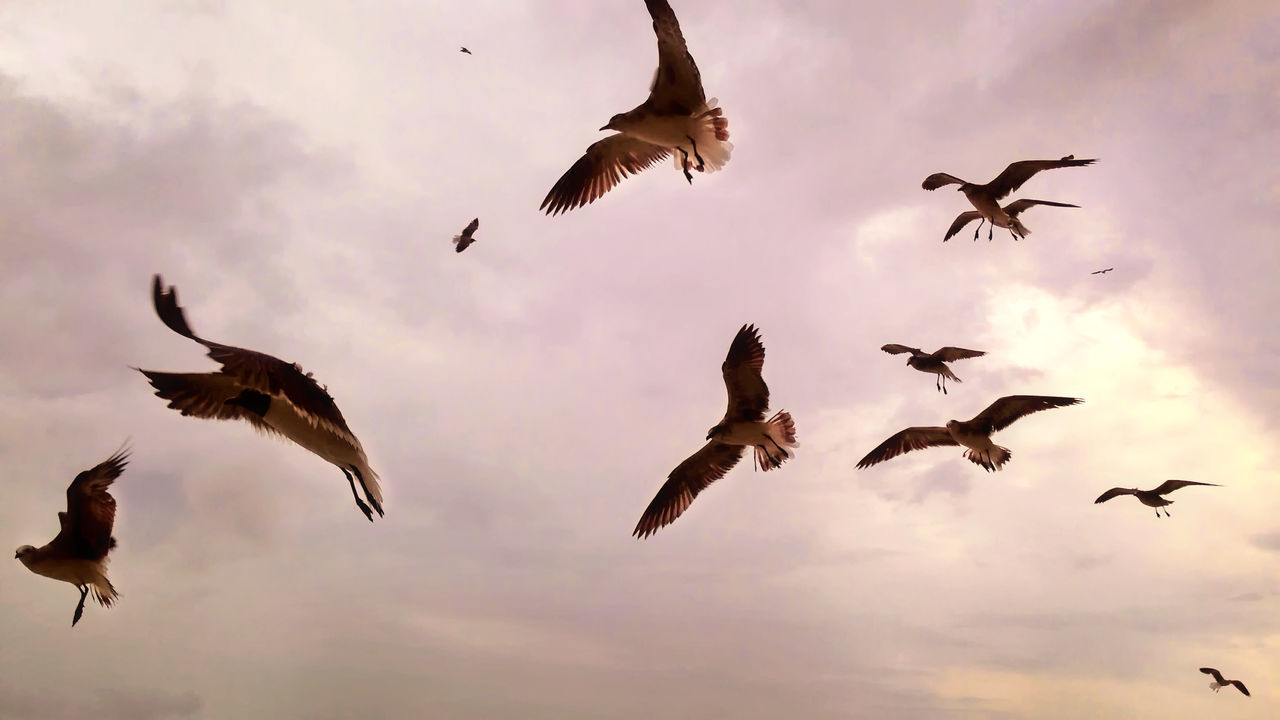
1;0;1277;718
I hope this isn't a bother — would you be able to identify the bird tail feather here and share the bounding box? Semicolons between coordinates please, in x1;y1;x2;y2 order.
964;445;1011;472
674;98;733;174
755;410;798;472
91;576;118;608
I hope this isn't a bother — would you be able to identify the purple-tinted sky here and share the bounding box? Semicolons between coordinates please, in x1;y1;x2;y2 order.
1;1;1277;718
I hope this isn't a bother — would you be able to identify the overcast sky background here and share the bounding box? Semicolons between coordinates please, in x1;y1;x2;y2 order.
0;1;1277;718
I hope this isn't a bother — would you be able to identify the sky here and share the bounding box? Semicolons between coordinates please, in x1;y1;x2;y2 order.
0;0;1277;718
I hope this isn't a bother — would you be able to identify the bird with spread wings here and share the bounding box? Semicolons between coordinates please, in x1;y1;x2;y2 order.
856;395;1082;472
1200;667;1250;697
453;218;479;253
1095;480;1218;517
138;275;384;521
15;446;128;626
634;325;797;539
541;0;731;215
880;344;986;394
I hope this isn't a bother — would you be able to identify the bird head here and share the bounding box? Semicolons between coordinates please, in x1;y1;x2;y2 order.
600;113;626;132
14;545;35;565
945;420;958;432
706;423;726;441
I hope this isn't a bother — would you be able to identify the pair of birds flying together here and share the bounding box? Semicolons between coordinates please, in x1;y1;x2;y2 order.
923;155;1097;242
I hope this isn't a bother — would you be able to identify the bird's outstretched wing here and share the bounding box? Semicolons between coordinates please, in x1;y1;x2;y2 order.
931;347;985;362
634;441;744;538
1094;487;1135;504
138;370;280;436
1151;479;1219;495
461;218;479;238
968;395;1082;435
880;344;921;356
644;0;705;114
55;448;128;559
1230;680;1250;696
540;136;670;215
943;211;981;241
1002;198;1080;217
149;275;356;444
855;427;957;469
985;157;1097;200
922;172;966;190
1199;667;1226;684
722;324;769;422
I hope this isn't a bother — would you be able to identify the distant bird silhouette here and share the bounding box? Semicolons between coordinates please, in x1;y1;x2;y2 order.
634;325;797;539
459;47;472;55
923;155;1096;241
1200;668;1250;697
856;395;1082;472
1091;267;1114;275
541;0;731;215
1095;480;1219;517
453;218;479;252
138;275;385;521
943;199;1080;242
15;447;128;626
880;344;985;394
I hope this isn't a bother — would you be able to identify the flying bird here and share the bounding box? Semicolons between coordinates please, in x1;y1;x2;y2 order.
856;395;1082;472
633;324;797;539
15;446;128;626
459;47;472;55
1091;267;1114;275
880;344;986;394
541;0;731;216
453;218;479;253
923;155;1097;241
943;199;1080;242
1200;668;1250;697
1094;480;1219;517
138;275;385;522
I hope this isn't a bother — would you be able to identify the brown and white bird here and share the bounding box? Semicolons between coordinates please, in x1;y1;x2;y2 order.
1095;480;1219;517
942;199;1080;242
856;395;1082;472
923;155;1097;241
453;218;479;253
15;447;128;626
138;275;384;522
634;325;797;539
541;0;731;215
880;344;985;394
1200;668;1250;697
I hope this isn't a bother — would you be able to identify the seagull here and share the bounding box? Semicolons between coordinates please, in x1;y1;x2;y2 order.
943;199;1080;242
1094;480;1219;517
880;344;985;394
459;47;472;55
541;0;731;216
923;155;1097;241
633;324;797;539
453;218;479;253
138;275;385;522
1200;668;1250;697
1091;267;1114;275
856;395;1082;472
15;446;128;626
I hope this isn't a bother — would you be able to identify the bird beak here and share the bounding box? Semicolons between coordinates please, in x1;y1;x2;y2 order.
13;551;19;559
599;124;611;131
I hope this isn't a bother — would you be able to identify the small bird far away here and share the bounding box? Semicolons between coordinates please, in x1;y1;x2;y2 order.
453;218;479;253
460;47;471;55
1200;668;1250;697
1091;267;1114;275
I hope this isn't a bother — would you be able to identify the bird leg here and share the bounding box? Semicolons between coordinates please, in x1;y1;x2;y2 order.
1008;228;1020;241
677;147;694;184
758;444;780;470
972;218;984;241
341;467;375;522
72;585;89;626
988;224;994;241
685;135;706;172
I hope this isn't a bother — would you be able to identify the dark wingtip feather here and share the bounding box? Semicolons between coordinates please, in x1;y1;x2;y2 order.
151;274;199;341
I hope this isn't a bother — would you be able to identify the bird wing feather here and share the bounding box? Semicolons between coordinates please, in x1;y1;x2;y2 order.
855;427;957;469
968;395;1082;435
540;135;670;215
644;0;705;114
985;157;1097;200
943;211;982;241
633;441;743;538
1150;479;1219;495
55;449;128;559
722;324;769;422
